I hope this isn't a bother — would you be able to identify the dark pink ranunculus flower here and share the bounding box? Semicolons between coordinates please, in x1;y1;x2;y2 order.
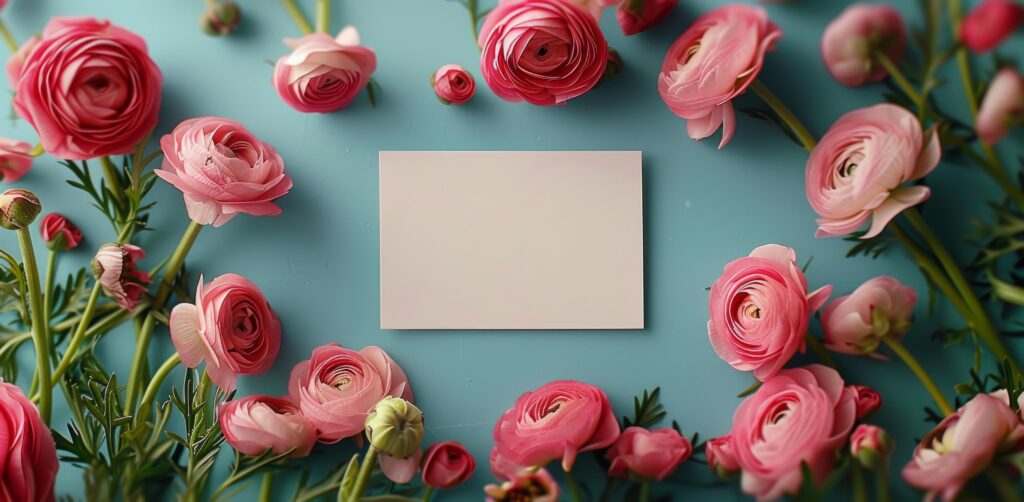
0;380;58;502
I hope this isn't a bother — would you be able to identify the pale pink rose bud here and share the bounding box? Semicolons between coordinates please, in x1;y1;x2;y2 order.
0;139;33;183
92;243;149;311
730;365;858;500
422;441;476;489
961;0;1023;53
272;26;376;113
157;117;292;227
807;103;940;238
822;276;917;356
39;213;83;251
976;68;1023;145
169;274;281;393
432;64;476;105
484;468;559;502
849;385;883;421
658;5;782;148
478;0;608;105
705;435;740;478
606;427;692;481
850;424;893;470
821;4;907;87
0;188;41;230
708;244;833;381
218;395;316;458
200;2;241;36
0;380;58;501
903;394;1024;501
617;0;677;36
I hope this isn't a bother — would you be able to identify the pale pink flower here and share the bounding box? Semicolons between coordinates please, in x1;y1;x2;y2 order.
606;427;692;481
976;68;1023;145
0;139;33;183
821;4;907;87
218;395;316;458
822;276;917;356
272;27;376;113
92;243;149;310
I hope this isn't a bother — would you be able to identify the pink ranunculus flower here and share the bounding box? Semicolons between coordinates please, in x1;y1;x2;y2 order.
40;213;83;251
903;393;1024;501
606;427;692;481
478;0;608;106
822;276;917;357
6;35;39;89
484;468;559;502
960;0;1023;53
169;274;281;393
0;138;33;183
821;4;907;87
157;117;292;227
92;243;150;310
706;434;740;478
0;380;58;502
432;64;476;105
289;344;413;443
10;17;162;160
218;395;317;458
272;26;376;113
990;388;1024;419
806;103;940;239
849;384;883;421
708;244;832;381
422;441;476;489
490;379;619;477
658;5;782;148
616;0;677;36
977;68;1024;146
731;365;858;501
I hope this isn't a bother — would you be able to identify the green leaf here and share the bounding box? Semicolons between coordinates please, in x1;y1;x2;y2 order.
987;268;1024;305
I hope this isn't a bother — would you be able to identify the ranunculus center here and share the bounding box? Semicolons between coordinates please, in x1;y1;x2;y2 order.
232;301;260;336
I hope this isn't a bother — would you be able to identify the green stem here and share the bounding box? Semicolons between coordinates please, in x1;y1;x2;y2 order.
421;486;434;502
348;447;378;502
639;479;650;502
947;0;978;118
888;224;972;315
0;332;31;356
750;80;817;151
874;52;923;105
281;0;314;35
259;472;273;502
43;250;56;328
17;228;51;424
564;469;582;502
135;353;180;424
49;282;102;385
881;336;953;416
852;463;868;502
876;461;890;502
980;144;1024;209
99;156;125;206
0;20;17;53
315;0;330;33
985;467;1023;502
805;333;837;369
468;0;481;43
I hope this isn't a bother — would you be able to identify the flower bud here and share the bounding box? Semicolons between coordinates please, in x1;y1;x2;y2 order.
850;424;893;470
200;2;241;36
849;385;883;421
39;213;83;251
92;243;150;310
365;396;424;458
705;435;740;479
0;189;41;230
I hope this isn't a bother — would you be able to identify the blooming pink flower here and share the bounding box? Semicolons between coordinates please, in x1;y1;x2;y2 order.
169;274;281;393
849;385;883;421
273;27;376;113
730;365;858;500
491;379;619;477
821;4;907;87
484;468;559;502
479;0;608;105
157;117;292;227
960;0;1023;53
658;5;781;148
0;381;58;502
708;244;832;381
92;243;149;310
0;138;33;183
903;394;1024;501
606;427;692;481
706;435;740;478
422;441;476;489
433;64;476;105
977;68;1023;145
806;103;940;238
822;276;917;356
616;0;677;36
39;213;83;251
218;395;317;458
10;17;162;160
5;35;39;90
288;344;413;443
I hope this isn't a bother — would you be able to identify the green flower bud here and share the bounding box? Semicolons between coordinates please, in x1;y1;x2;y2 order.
365;396;424;458
200;2;241;36
0;189;41;230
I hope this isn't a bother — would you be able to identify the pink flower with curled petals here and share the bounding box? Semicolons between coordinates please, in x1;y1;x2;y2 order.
432;64;476;105
92;243;149;311
218;395;316;458
0;380;58;502
977;68;1024;146
0;138;33;183
39;213;83;251
272;26;376;113
821;4;907;87
606;427;692;481
849;385;883;421
961;0;1023;53
822;276;917;356
422;441;476;489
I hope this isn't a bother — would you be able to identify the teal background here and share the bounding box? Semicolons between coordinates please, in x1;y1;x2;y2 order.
0;0;1021;500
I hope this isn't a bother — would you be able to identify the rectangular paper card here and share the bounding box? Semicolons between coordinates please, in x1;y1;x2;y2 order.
379;151;644;330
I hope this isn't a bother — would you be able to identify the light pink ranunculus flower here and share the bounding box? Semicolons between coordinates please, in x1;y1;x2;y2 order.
432;64;476;105
849;384;883;421
990;388;1024;419
218;395;317;458
10;17;162;160
806;103;940;239
289;344;413;443
490;379;619;477
272;26;376;113
821;4;907;87
706;434;740;477
0;380;58;502
0;138;33;183
606;427;692;481
478;0;608;106
169;274;281;393
658;5;782;148
903;393;1024;501
708;244;832;381
730;365;858;501
960;0;1023;53
484;468;559;502
616;0;677;36
92;243;150;310
822;276;917;356
976;68;1023;146
157;117;292;227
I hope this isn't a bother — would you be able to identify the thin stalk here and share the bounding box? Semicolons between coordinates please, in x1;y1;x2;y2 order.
281;0;314;35
750;80;816;151
876;462;890;502
315;0;330;33
0;333;31;357
135;353;180;423
259;473;273;502
851;463;868;502
889;224;972;315
564;469;582;502
962;145;1024;208
805;333;837;369
99;156;125;206
0;20;17;53
881;337;953;416
348;447;378;502
874;53;923;105
947;0;978;118
17;228;51;423
985;467;1022;502
639;480;650;502
42;250;57;361
421;486;434;502
49;283;103;385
